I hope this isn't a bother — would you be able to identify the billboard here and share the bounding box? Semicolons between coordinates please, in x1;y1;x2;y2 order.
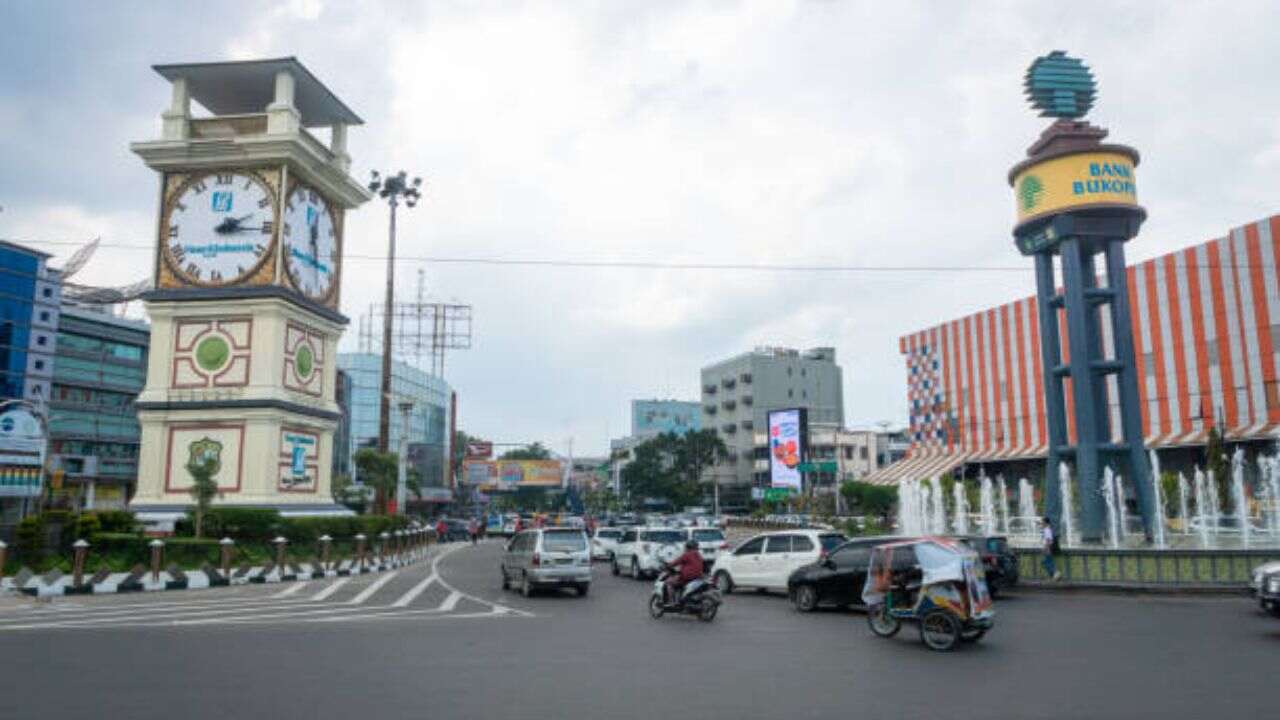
767;408;806;490
1;404;47;498
460;459;563;491
465;440;493;460
632;400;702;438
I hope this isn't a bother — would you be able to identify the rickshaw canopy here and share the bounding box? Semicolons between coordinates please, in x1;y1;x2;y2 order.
861;537;993;617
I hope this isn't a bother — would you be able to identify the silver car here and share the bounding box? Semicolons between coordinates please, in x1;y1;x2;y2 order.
501;528;592;597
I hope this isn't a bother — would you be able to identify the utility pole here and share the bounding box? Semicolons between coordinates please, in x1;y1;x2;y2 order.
397;401;414;515
366;170;422;455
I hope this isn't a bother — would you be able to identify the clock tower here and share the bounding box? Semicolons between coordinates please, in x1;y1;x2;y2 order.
129;58;371;526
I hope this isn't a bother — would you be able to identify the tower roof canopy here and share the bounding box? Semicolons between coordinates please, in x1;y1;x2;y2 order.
153;57;362;127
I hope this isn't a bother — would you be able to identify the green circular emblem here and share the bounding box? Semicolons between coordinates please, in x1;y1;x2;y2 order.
195;336;231;372
295;344;314;379
1018;174;1044;212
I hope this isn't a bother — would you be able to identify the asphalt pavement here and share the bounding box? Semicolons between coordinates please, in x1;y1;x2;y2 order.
1;540;1275;719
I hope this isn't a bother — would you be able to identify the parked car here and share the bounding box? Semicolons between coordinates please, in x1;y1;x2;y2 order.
684;526;729;568
1251;561;1280;615
712;529;848;594
591;528;625;562
612;527;687;579
955;535;1019;597
500;528;592;597
786;536;898;612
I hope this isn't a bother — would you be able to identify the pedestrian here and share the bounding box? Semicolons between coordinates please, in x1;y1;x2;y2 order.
513;516;523;534
1041;516;1061;580
436;518;448;544
468;518;479;545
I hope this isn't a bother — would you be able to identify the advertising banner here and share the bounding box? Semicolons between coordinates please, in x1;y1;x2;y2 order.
464;441;493;460
1011;150;1139;227
767;408;805;490
461;459;563;490
0;405;46;498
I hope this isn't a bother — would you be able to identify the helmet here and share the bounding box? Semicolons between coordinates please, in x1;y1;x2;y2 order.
685;539;698;550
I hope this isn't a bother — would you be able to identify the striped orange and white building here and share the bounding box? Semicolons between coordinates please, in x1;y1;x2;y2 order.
867;213;1280;484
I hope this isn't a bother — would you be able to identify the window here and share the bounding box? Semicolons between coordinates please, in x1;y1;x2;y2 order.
788;389;794;398
791;535;814;552
621;530;637;543
597;530;622;540
39;311;50;322
692;529;724;543
642;530;685;544
787;367;793;376
33;360;44;370
36;335;46;346
833;545;872;569
860;447;868;460
42;287;52;298
844;447;853;459
1206;344;1219;366
542;530;587;552
765;536;792;553
735;537;765;556
819;534;848;552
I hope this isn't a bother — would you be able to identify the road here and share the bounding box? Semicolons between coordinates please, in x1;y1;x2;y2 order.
1;540;1275;719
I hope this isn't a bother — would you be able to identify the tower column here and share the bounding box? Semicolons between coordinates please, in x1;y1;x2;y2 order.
1036;251;1068;530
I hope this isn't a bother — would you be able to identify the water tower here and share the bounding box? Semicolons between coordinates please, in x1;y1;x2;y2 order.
1009;51;1155;543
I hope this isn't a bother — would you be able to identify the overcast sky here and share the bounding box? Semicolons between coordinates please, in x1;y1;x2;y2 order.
4;1;1280;456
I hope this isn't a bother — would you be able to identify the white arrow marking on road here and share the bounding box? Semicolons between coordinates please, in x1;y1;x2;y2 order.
347;571;398;605
271;581;310;599
310;578;349;601
390;573;437;608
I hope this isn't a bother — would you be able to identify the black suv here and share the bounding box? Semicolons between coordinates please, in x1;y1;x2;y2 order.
956;535;1019;597
786;536;899;612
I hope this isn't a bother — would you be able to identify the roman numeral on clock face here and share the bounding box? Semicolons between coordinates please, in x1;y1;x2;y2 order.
210;270;223;282
216;173;233;185
191;180;207;194
255;244;266;256
258;197;271;209
185;262;201;278
168;225;179;238
261;220;274;235
171;245;186;261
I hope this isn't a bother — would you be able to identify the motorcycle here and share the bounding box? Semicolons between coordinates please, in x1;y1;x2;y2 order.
649;568;722;622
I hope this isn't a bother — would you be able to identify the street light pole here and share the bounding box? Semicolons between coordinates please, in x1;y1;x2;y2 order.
367;170;423;455
397;401;414;515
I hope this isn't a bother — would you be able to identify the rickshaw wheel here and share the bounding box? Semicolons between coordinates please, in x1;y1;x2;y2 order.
867;604;901;638
920;611;960;651
960;627;986;643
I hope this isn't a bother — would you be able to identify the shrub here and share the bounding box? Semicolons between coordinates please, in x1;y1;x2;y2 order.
71;513;102;541
196;508;282;541
15;515;44;563
93;510;139;534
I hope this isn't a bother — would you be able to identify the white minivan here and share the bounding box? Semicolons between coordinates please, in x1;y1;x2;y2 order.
711;529;847;594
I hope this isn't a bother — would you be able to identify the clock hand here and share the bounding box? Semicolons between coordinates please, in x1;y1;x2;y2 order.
213;214;253;234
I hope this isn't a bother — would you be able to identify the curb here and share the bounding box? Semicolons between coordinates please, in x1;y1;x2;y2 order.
0;548;435;599
1015;580;1249;596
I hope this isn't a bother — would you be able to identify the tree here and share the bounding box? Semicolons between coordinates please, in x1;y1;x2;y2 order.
840;480;895;521
1205;424;1230;511
451;430;479;485
675;429;728;507
354;448;399;515
187;457;221;538
501;442;552;460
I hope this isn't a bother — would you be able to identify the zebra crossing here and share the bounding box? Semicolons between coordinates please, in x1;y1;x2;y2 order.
0;544;530;633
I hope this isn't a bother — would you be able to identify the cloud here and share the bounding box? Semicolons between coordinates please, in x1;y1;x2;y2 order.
4;1;1280;455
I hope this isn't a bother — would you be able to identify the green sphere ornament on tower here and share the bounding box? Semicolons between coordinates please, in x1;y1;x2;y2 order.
1024;50;1096;119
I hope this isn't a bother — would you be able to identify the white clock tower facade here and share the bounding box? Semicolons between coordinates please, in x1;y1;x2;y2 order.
129;58;370;525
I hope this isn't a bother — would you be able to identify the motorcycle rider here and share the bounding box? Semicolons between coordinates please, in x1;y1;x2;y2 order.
664;539;705;604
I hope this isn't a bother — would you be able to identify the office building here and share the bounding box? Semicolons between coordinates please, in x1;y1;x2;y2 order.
47;305;150;510
701;346;844;507
869;212;1280;484
0;240;61;410
337;353;453;489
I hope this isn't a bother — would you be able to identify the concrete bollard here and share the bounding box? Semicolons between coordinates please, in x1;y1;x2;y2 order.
149;539;165;583
72;539;90;588
0;539;7;578
378;531;390;565
219;537;235;577
354;533;367;572
318;534;332;572
272;536;288;572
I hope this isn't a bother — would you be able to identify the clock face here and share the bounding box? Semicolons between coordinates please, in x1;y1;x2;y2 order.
282;184;338;300
162;171;276;286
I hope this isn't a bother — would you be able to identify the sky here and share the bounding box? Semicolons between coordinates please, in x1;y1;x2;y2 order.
4;1;1280;457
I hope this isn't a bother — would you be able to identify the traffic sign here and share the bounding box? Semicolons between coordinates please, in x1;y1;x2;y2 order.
796;461;838;473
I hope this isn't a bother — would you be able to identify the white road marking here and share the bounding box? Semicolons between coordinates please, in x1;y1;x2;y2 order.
310;578;349;601
437;591;462;612
272;582;310;599
347;571;398;605
390;574;437;608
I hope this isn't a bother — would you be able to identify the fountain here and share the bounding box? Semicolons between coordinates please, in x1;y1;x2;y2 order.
952;481;970;535
1018;478;1036;538
928;476;947;535
997;476;1011;535
1231;448;1250;548
1058;462;1078;547
897;479;921;536
1177;472;1190;540
979;475;996;535
1207;468;1222;537
1193;467;1211;548
1149;450;1166;548
1101;466;1120;549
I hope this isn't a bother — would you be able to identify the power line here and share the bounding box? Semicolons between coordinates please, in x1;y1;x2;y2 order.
10;235;1280;274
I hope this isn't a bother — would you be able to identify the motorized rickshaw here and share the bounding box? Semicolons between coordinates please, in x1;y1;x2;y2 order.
862;537;994;651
